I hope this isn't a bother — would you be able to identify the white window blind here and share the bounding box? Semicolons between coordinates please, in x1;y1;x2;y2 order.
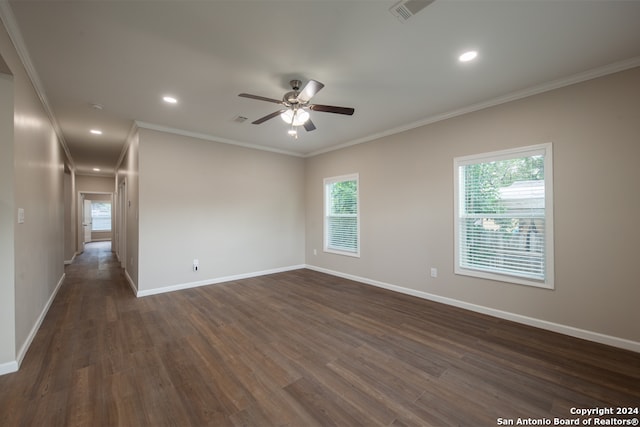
324;174;359;257
454;144;554;288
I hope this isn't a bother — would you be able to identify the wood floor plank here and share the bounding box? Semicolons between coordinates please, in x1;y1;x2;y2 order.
1;241;639;426
273;345;397;426
184;331;252;416
283;376;365;426
325;358;441;427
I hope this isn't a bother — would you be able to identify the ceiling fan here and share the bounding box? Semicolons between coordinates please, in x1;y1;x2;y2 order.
238;79;355;137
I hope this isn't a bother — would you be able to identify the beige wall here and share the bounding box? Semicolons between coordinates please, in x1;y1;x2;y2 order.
116;130;140;289
76;174;115;193
0;69;15;369
0;49;9;74
136;128;306;294
306;67;640;345
0;19;65;369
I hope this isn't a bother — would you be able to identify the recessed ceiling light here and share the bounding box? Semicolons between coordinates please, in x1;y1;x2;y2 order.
93;168;101;172
90;129;102;135
163;96;178;104
459;50;478;62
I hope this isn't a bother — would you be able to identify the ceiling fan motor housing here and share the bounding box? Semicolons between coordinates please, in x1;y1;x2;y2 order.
283;91;300;106
284;80;303;105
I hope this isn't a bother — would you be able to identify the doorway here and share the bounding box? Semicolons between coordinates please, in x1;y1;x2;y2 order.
78;192;113;252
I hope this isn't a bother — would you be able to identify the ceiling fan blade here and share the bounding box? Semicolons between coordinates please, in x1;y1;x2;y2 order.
303;119;316;132
296;80;325;103
308;104;355;115
252;110;285;124
239;93;284;105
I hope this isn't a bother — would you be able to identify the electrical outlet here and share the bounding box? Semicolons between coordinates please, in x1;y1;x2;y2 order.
430;267;438;278
193;259;199;272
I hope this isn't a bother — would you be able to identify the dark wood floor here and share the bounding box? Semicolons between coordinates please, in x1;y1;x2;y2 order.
1;242;639;426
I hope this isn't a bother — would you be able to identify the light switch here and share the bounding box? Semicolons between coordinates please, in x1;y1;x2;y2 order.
17;208;25;224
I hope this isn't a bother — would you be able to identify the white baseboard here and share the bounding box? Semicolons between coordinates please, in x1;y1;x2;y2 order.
115;252;126;269
124;269;137;296
136;264;306;297
305;265;640;354
0;360;19;376
64;252;78;265
15;273;66;367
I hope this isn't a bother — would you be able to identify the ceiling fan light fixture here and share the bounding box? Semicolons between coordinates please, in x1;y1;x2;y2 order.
280;108;310;126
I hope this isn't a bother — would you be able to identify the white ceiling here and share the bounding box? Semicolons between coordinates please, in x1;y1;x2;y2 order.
3;0;640;176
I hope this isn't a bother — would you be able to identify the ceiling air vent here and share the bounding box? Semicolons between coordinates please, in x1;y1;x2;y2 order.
389;0;434;22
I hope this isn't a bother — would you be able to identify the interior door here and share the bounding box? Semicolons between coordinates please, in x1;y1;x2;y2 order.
83;199;92;243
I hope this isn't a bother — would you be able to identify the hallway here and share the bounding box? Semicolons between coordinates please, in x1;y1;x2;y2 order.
0;242;142;425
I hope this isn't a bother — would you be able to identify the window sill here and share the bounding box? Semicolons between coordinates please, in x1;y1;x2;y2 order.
455;266;553;290
324;248;360;258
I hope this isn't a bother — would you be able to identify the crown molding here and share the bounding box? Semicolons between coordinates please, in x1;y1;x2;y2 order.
0;1;75;170
306;56;640;158
135;121;305;158
114;121;139;173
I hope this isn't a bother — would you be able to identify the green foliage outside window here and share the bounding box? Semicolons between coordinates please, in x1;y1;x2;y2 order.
330;180;358;214
464;155;544;215
326;177;358;254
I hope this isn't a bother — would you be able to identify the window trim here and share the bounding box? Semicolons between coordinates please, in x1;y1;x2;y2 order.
453;143;554;289
323;173;360;258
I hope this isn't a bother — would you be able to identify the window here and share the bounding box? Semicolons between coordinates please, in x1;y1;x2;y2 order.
324;174;359;257
454;143;554;288
91;201;112;231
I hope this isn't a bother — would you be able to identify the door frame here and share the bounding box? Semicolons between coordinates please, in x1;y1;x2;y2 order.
115;179;127;268
77;191;113;253
82;198;92;244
